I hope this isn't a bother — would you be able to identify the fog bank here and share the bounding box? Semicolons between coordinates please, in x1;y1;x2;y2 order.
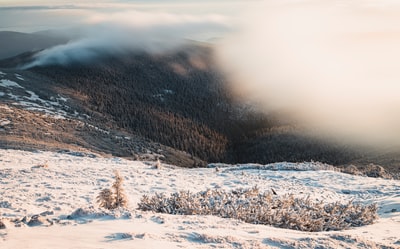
218;0;400;146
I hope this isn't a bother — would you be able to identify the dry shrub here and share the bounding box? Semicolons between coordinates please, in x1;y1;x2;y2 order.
97;189;114;210
138;187;378;232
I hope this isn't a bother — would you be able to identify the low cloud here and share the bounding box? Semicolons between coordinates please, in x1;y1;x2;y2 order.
22;9;230;68
218;0;400;146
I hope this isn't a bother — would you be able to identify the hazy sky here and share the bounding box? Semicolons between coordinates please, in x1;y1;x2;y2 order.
0;0;250;33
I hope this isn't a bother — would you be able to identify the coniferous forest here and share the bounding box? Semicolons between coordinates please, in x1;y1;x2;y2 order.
26;45;360;167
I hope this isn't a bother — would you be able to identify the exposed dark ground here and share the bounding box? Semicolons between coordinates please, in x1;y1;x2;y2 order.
1;44;399;176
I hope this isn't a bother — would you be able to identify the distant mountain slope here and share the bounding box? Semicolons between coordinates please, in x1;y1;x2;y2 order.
28;46;242;163
0;31;68;60
1;44;399;172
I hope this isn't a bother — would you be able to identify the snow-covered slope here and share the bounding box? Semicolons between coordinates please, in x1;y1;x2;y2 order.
0;149;399;248
0;70;81;119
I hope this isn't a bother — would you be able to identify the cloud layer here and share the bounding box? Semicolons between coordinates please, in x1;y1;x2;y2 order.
22;9;229;68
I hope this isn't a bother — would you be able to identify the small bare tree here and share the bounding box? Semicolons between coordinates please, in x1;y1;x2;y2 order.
96;170;128;210
112;170;128;209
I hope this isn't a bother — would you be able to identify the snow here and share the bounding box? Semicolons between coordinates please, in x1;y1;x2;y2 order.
0;79;23;89
0;119;11;126
86;123;110;134
153;90;174;102
14;74;24;81
4;89;80;119
0;149;399;248
115;135;132;140
0;104;13;112
163;89;174;94
0;72;82;120
24;90;41;101
52;95;68;103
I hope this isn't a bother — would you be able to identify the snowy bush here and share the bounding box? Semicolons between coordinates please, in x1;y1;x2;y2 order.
364;164;392;179
96;170;128;210
341;165;362;176
341;164;394;179
138;187;378;232
67;207;132;220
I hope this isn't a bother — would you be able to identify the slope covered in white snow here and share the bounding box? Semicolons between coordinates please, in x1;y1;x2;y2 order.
0;149;399;248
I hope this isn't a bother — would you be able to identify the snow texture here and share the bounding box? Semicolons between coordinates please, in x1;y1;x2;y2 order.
0;79;23;88
0;77;82;119
0;149;399;248
14;74;24;81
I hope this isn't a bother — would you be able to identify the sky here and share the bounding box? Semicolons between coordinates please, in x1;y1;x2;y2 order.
0;0;246;33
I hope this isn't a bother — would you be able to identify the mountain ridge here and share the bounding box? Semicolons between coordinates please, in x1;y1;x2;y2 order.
0;31;69;60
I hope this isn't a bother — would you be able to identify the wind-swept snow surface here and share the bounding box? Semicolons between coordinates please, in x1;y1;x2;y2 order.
0;149;399;248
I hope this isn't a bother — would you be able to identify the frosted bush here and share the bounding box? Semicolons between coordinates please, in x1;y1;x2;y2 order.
138;187;378;232
341;164;395;179
67;207;132;219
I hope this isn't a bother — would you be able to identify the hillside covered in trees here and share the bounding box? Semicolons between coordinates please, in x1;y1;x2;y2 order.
27;45;357;165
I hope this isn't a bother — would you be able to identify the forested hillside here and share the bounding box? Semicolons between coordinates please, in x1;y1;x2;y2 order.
30;47;236;162
1;43;399;171
27;45;359;165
